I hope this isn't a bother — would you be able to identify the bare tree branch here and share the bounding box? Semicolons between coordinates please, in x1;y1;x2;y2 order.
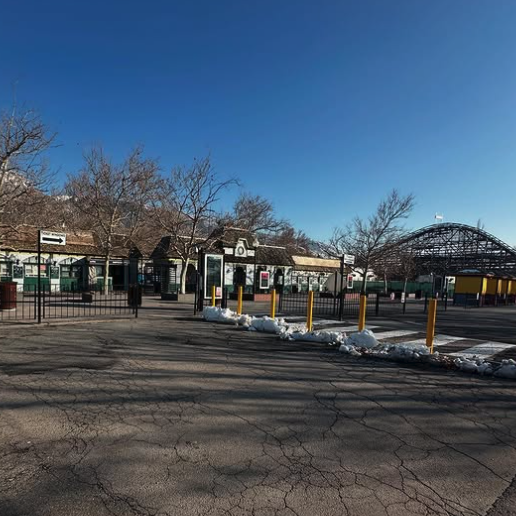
219;193;288;234
65;145;159;293
322;189;415;293
0;104;56;239
151;155;237;293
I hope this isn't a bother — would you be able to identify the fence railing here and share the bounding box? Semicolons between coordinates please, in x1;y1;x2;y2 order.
0;283;140;323
278;292;374;319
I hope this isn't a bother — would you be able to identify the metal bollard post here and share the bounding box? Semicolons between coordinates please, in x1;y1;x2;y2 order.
358;294;367;331
270;289;276;319
426;298;437;353
306;291;314;331
211;285;216;307
237;286;243;315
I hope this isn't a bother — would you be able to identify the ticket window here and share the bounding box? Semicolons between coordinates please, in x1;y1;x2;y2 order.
0;261;12;279
24;263;48;277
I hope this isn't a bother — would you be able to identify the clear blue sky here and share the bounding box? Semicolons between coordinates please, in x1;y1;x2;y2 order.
2;0;516;244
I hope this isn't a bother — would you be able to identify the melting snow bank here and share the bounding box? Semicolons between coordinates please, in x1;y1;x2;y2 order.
203;307;291;335
203;307;252;327
453;357;516;379
203;307;516;380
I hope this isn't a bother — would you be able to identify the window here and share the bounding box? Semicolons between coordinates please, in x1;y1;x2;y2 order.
61;265;82;279
0;261;11;277
24;264;47;277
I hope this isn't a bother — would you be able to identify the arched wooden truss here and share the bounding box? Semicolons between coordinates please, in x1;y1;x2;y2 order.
389;223;516;277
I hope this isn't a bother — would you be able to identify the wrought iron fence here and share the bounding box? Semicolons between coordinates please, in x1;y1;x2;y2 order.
278;291;374;319
0;283;139;323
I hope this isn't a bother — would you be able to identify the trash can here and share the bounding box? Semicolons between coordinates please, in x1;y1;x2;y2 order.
0;282;17;311
128;285;142;307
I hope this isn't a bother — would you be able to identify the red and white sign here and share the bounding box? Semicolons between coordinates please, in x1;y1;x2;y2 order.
259;271;270;290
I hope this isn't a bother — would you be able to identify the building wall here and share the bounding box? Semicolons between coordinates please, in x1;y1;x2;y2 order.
0;251;131;291
455;276;484;295
486;278;501;295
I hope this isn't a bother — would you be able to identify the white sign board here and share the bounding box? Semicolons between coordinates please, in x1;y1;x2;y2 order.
343;254;355;265
259;271;270;290
40;231;66;246
204;254;223;299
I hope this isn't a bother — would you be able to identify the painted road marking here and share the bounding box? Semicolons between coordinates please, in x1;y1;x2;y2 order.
401;335;466;347
373;330;420;340
448;342;516;359
313;325;380;333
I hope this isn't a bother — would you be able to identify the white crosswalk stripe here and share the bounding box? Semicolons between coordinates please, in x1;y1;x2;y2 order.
401;335;466;347
448;342;516;359
373;330;419;340
312;325;380;333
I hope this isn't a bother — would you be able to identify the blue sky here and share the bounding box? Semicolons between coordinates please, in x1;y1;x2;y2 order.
2;0;516;244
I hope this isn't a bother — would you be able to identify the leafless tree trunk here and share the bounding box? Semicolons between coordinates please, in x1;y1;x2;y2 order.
152;155;236;294
65;146;159;294
323;190;415;294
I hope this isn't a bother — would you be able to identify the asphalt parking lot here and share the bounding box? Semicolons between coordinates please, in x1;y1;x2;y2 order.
1;313;516;516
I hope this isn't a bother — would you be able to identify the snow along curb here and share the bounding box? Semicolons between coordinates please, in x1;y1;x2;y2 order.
202;307;516;380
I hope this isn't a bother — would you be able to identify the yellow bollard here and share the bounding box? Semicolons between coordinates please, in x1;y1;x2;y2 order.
426;298;437;353
270;289;276;319
358;294;367;331
211;285;216;307
306;291;314;331
237;285;243;315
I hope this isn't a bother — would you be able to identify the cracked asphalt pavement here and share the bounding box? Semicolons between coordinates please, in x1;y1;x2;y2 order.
1;316;516;516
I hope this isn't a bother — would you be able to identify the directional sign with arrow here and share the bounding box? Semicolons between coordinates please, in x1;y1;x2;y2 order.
343;254;355;265
40;231;66;246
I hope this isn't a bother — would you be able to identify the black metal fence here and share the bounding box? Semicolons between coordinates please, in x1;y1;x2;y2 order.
0;283;140;323
278;292;375;319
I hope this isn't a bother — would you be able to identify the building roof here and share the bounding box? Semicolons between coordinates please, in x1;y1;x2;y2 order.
209;226;258;249
256;245;293;266
0;225;135;258
291;255;341;272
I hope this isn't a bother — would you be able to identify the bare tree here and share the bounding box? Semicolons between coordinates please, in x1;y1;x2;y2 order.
268;225;314;254
152;155;236;294
324;190;415;294
65;146;159;293
390;247;418;295
220;193;288;234
0;104;56;239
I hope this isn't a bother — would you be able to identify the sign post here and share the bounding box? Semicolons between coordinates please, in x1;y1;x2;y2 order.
338;256;345;321
37;231;42;323
37;230;67;323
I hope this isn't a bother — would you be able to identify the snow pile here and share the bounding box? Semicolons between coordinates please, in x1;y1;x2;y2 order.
203;307;252;327
454;357;493;375
343;329;378;349
203;307;291;335
493;359;516;379
287;329;347;344
454;357;516;379
250;316;289;334
338;343;362;356
372;343;431;362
